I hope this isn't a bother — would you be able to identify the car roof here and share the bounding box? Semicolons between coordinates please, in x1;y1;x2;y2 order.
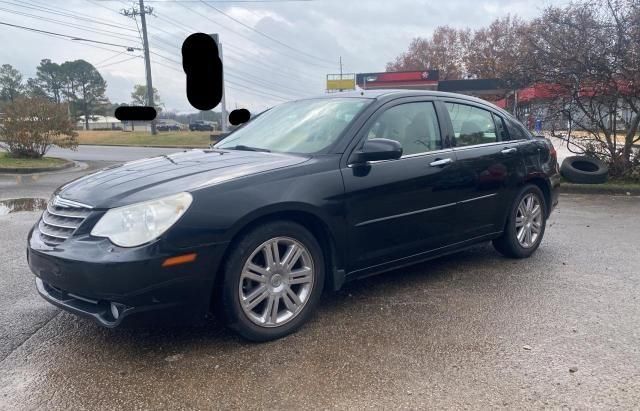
299;89;510;116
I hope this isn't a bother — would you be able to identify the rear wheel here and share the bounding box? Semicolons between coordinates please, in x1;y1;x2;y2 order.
220;221;324;341
493;185;547;258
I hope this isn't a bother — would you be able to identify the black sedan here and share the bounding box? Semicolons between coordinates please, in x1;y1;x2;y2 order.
189;120;214;131
27;90;560;341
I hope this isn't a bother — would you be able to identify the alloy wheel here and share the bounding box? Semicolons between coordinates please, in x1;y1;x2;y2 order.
238;237;315;327
515;193;543;248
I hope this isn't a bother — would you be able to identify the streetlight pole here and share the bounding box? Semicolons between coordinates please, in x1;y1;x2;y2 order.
210;33;227;133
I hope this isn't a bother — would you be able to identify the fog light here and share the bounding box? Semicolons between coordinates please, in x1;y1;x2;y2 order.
110;302;120;320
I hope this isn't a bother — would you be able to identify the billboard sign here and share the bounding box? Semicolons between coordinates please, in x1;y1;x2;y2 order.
326;74;356;91
356;70;439;89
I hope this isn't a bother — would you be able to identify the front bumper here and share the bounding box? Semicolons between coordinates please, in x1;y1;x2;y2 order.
27;226;228;327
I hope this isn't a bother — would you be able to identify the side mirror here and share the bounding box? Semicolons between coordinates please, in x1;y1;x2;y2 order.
350;138;402;165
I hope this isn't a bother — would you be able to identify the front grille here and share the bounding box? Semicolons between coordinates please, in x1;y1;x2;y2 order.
39;196;93;246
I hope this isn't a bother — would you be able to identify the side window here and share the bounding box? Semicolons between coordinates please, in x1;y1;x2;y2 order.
366;102;441;156
445;103;497;147
506;120;530;140
493;113;509;141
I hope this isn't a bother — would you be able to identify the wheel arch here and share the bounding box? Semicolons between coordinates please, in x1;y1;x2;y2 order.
211;206;344;312
524;176;552;217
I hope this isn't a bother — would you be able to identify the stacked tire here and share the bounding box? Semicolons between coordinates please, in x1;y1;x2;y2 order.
560;156;608;184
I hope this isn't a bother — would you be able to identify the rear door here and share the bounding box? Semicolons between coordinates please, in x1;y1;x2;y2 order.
439;101;525;238
341;99;460;273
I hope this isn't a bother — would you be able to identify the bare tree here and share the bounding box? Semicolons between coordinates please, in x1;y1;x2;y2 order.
386;26;470;80
528;0;640;177
465;16;532;87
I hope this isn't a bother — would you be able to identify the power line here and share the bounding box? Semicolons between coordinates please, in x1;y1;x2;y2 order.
57;0;288;106
142;8;326;87
142;17;325;90
149;49;302;100
96;54;143;68
153;0;335;72
4;0;138;32
0;20;142;50
151;58;287;102
165;2;333;76
94;50;130;65
0;5;142;42
148;45;312;99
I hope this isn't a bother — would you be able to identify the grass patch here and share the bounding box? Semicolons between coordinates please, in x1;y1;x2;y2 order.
76;130;216;147
0;152;69;169
560;177;640;194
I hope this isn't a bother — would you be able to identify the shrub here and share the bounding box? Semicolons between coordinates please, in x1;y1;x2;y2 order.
0;97;78;158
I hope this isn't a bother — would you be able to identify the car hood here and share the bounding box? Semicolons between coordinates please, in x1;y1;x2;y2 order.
57;149;309;208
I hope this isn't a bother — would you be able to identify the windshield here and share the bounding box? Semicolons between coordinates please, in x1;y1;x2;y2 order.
216;98;371;154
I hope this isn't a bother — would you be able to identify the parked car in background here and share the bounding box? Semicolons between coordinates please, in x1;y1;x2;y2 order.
156;121;181;131
189;120;215;131
27;90;559;342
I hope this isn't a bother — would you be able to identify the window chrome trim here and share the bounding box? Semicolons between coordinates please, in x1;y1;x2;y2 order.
452;139;527;151
400;148;451;159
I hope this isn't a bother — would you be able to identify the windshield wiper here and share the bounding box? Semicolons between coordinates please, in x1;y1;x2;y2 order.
227;145;271;153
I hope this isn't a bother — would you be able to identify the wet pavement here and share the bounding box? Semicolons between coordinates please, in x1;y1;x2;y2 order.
1;155;639;409
0;198;47;216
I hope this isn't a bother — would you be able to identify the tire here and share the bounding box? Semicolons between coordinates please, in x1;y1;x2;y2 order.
493;185;547;259
560;156;608;184
220;221;325;341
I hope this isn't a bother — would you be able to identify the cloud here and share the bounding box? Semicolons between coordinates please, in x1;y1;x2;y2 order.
0;0;566;113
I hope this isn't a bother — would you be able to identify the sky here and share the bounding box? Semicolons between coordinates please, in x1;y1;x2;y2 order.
0;0;567;114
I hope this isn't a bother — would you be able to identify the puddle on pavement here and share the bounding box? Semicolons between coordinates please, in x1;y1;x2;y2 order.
0;198;48;215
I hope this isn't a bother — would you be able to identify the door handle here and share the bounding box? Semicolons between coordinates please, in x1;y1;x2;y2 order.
501;147;518;154
429;158;454;167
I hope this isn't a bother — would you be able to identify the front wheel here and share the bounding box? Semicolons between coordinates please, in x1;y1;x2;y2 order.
493;185;547;258
220;221;325;341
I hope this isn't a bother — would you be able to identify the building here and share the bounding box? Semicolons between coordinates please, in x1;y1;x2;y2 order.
76;115;123;131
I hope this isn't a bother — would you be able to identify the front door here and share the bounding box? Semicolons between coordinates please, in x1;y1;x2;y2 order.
341;100;460;273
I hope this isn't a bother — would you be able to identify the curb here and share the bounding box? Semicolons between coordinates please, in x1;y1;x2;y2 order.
0;158;76;174
560;184;640;196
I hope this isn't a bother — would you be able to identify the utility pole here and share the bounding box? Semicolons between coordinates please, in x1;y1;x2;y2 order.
339;56;343;92
122;1;157;135
210;33;228;133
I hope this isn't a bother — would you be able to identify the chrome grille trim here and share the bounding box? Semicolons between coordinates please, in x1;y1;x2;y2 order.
46;204;90;219
39;195;93;246
39;220;72;239
51;196;93;209
41;213;80;230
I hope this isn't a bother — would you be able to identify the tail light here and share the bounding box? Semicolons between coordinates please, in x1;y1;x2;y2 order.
546;139;557;159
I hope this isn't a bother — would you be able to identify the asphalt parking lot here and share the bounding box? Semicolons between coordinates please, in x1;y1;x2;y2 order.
1;155;639;409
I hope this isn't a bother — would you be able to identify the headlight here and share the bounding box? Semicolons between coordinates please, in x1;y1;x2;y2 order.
91;192;193;247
